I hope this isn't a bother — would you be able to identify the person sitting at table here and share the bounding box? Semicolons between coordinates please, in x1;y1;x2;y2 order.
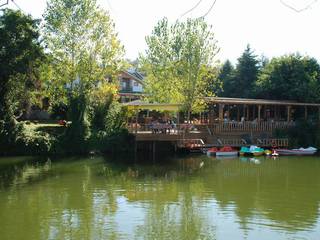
151;119;159;134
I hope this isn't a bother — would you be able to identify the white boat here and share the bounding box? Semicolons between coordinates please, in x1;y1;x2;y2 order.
275;147;317;156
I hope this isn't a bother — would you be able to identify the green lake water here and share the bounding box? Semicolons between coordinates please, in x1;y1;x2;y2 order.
0;154;320;240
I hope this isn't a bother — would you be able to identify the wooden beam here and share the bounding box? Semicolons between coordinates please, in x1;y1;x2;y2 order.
287;106;291;122
219;104;224;121
258;105;262;121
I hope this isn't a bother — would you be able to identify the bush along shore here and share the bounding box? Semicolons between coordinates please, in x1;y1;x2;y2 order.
0;120;135;156
0;93;135;156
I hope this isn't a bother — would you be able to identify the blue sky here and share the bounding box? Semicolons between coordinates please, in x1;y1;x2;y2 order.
4;0;320;63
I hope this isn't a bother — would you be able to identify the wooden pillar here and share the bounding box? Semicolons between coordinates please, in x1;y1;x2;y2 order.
152;141;156;163
219;104;224;121
287;106;291;122
253;105;256;119
246;105;250;120
177;111;180;124
258;105;262;121
318;107;320;121
134;141;137;161
237;106;240;122
305;106;308;120
135;110;139;133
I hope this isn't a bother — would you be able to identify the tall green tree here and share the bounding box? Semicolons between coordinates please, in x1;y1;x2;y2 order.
142;17;219;119
43;0;124;142
0;9;44;121
255;54;320;102
231;45;260;98
218;60;235;97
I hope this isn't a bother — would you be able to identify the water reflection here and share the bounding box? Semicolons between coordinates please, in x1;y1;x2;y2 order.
0;155;319;239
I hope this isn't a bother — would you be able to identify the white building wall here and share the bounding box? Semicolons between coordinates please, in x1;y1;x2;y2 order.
132;80;143;92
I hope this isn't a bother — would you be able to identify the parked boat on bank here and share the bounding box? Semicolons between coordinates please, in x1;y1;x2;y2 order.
216;146;238;157
250;146;265;156
240;147;250;156
275;147;317;156
206;147;218;156
240;146;265;156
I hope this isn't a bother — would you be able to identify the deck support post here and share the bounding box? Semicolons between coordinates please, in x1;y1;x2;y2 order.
246;105;250;121
287;106;291;122
258;105;262;121
318;107;320;121
135;110;138;134
134;140;137;161
152;141;156;162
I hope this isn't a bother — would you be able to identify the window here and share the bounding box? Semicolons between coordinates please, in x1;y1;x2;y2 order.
133;81;139;87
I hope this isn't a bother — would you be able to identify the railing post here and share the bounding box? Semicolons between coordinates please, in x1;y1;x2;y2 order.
287;106;291;122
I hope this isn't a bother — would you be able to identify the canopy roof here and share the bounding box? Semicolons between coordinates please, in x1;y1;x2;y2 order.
204;97;320;107
123;100;182;111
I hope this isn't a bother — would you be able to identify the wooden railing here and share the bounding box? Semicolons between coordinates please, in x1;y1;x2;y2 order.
216;138;289;147
217;138;247;146
127;123;193;135
211;121;295;133
256;138;289;147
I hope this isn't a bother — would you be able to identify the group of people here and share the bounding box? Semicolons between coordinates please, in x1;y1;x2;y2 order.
149;119;177;134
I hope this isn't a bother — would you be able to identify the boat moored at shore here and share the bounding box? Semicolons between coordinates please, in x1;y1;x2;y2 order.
275;147;317;156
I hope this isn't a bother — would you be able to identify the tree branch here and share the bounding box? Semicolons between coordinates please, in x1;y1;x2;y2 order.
200;0;217;18
0;0;8;8
180;0;203;17
280;0;318;13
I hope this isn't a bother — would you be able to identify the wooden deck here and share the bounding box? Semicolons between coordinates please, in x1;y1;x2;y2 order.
130;125;289;148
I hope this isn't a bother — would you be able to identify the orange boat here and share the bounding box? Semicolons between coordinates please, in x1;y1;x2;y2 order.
216;146;238;157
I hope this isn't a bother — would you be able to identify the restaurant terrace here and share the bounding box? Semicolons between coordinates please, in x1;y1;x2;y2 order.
123;97;320;148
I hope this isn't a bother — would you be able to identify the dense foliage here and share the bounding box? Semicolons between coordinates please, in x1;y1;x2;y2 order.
0;9;44;120
219;49;320;104
0;5;131;156
274;120;320;148
255;55;320;102
2;3;320;155
219;45;260;98
141;17;220;118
